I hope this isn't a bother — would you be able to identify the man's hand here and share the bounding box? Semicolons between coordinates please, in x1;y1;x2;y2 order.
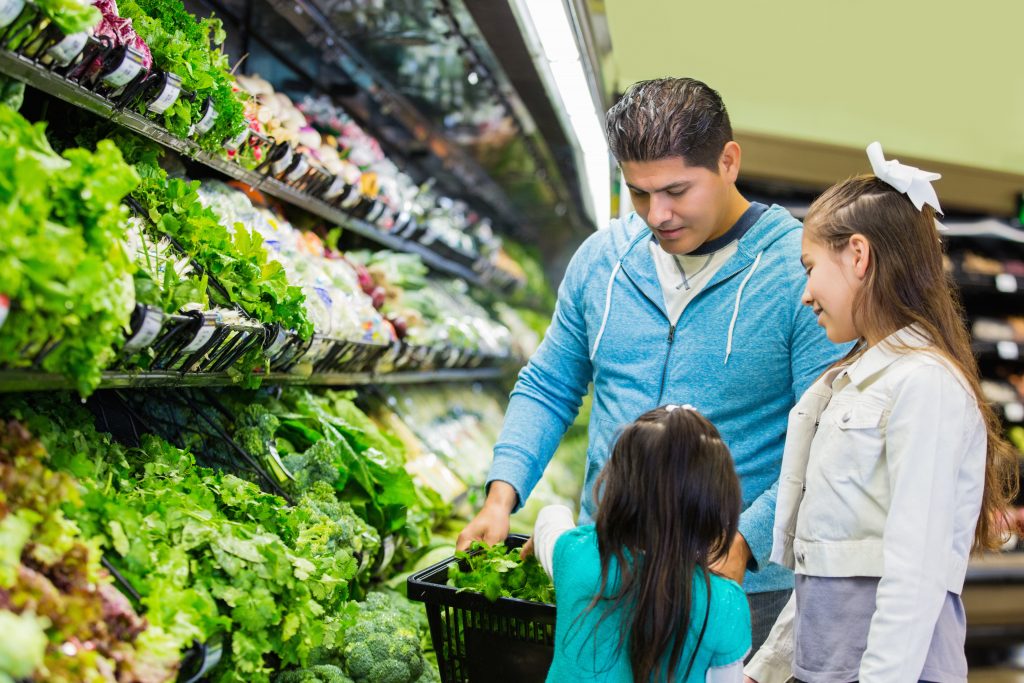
710;532;752;584
456;481;518;551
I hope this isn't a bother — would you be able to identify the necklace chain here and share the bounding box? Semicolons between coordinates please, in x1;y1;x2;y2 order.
674;254;715;291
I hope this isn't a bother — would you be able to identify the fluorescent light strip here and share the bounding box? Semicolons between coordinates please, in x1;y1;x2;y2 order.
516;0;611;230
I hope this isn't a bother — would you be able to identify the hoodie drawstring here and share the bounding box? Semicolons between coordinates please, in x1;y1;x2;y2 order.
725;250;763;365
590;261;622;361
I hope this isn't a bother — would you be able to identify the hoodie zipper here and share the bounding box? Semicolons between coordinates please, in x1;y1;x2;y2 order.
656;324;676;404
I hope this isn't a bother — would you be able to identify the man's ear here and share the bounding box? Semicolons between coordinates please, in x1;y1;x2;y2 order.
849;234;871;279
719;141;741;182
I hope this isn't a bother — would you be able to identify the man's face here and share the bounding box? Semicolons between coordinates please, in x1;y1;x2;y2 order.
621;155;733;256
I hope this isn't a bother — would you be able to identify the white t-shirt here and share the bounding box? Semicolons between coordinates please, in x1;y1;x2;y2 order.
649;202;768;325
650;240;739;324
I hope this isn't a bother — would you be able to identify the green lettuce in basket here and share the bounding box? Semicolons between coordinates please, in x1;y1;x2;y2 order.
448;541;555;603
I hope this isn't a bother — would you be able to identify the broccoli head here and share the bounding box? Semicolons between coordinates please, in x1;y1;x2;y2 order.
283;438;340;491
235;404;279;457
273;664;353;683
416;660;441;683
338;592;426;683
297;482;381;562
342;622;423;683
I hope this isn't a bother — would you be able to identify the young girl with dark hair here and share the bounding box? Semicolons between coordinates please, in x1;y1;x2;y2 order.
533;404;751;682
745;144;1020;683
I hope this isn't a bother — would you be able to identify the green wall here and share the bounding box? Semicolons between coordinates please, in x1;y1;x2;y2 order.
605;0;1024;175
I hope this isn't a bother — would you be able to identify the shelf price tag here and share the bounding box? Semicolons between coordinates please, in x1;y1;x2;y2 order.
265;328;289;359
339;184;361;209
223;127;251;151
284;154;310;183
393;210;414;236
997;341;1020;361
322;176;347;201
0;0;25;28
182;312;219;354
300;336;332;365
270;145;294;176
995;273;1018;293
1005;402;1024;423
191;103;218;136
45;31;89;67
102;47;146;88
123;307;164;352
365;201;386;224
147;73;182;114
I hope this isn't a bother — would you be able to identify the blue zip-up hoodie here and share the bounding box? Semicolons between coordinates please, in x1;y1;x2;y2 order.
488;205;849;595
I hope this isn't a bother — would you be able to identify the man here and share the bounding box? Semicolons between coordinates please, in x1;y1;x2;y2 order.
457;77;847;654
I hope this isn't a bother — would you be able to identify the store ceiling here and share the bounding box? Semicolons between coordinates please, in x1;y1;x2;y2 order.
600;0;1024;216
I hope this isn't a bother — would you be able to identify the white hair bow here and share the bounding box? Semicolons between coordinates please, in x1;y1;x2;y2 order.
664;404;696;413
866;141;942;214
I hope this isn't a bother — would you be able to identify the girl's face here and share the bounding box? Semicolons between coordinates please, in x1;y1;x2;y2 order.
800;231;868;344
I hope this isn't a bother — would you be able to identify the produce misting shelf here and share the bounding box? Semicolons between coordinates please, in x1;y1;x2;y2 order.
0;367;509;393
0;48;498;292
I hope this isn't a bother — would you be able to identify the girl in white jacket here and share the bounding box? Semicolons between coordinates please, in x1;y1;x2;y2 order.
744;144;1019;683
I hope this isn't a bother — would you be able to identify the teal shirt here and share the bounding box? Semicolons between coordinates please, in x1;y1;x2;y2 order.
547;526;751;682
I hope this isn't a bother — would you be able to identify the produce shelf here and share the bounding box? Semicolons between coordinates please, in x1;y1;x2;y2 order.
955;269;1024;296
973;341;1024;362
257;0;525;230
0;367;509;393
0;48;505;292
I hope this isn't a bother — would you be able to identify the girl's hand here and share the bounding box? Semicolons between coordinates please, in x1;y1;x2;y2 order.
743;677;759;683
521;536;535;558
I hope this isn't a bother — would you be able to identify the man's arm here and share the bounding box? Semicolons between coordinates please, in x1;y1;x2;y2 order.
457;238;597;550
739;287;847;572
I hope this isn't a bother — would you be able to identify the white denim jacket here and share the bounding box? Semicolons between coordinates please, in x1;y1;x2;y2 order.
746;327;986;683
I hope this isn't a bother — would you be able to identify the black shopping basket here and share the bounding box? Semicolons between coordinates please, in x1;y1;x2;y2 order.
407;534;556;683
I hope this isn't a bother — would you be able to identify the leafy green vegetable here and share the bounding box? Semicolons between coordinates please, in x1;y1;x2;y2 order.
116;0;247;150
6;396;359;683
0;106;139;395
0;610;47;682
0;418;179;681
125;142;312;337
449;541;554;603
37;0;102;36
4;0;100;53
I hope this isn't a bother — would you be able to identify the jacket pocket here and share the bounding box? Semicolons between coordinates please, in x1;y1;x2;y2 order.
833;401;886;430
821;401;888;478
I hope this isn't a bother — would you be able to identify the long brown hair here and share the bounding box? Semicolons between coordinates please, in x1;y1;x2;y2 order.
588;406;742;682
804;175;1019;551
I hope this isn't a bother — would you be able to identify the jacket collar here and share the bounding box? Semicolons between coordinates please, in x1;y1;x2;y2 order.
617;225;757;318
843;326;931;389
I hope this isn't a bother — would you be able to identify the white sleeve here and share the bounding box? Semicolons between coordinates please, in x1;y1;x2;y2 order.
860;366;978;682
533;504;576;577
706;660;744;683
743;593;796;683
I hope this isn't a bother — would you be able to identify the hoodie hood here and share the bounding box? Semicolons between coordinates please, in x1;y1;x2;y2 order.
589;205;800;363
